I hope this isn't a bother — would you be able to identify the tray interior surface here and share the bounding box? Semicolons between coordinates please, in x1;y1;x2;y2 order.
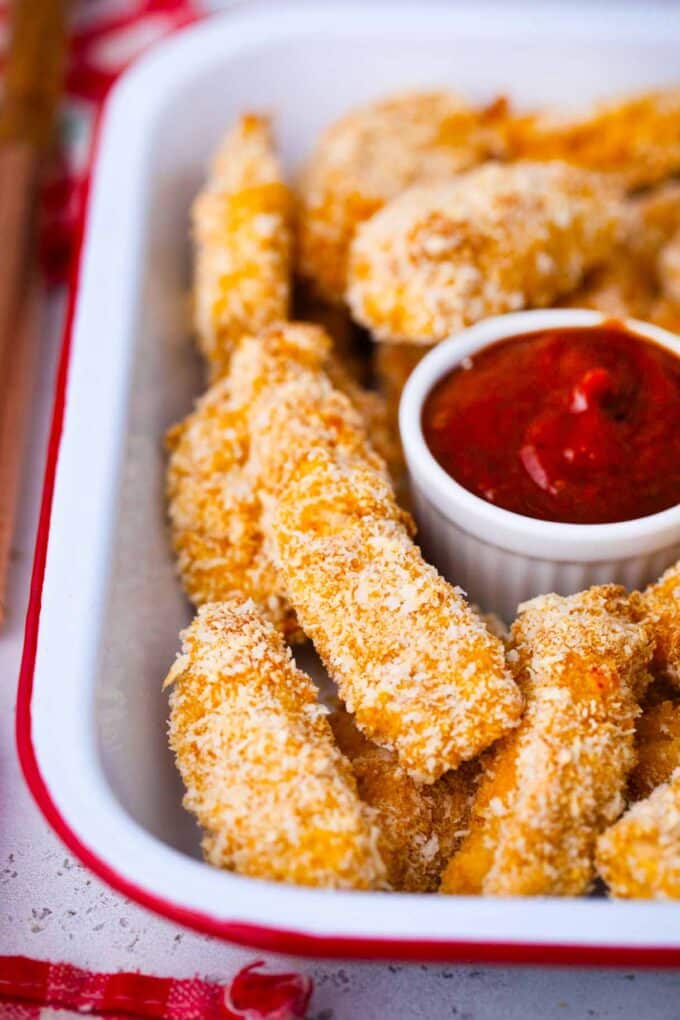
27;7;680;946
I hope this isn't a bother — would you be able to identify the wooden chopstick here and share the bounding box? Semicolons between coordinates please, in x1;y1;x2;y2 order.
0;274;41;618
0;0;69;624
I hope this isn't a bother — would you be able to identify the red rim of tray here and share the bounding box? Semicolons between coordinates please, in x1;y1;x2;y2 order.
14;96;680;972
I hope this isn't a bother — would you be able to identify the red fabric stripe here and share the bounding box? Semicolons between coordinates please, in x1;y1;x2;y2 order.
0;958;311;1020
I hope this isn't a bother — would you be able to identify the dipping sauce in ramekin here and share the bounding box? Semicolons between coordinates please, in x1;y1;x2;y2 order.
422;322;680;525
399;309;680;620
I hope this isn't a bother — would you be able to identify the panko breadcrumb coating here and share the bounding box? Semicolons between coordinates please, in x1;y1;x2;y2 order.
165;600;386;889
165;327;320;642
596;769;680;900
626;182;680;267
641;561;680;689
329;707;477;891
649;299;680;334
325;356;404;481
629;696;680;801
507;88;680;188
192;114;293;379
248;374;522;781
560;253;657;320
559;182;680;320
298;91;512;302
660;230;680;304
167;322;397;638
441;587;653;896
348;162;622;343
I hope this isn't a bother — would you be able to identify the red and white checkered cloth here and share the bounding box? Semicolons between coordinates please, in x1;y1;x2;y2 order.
0;0;202;283
0;957;312;1019
1;2;312;1009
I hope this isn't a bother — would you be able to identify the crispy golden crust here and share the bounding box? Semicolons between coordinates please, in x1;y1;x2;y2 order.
507;89;680;188
641;561;680;689
626;182;680;267
441;587;653;896
559;253;657;320
248;374;522;781
329;708;477;891
348;162;622;343
192;114;293;379
167;322;401;638
165;376;300;639
559;182;680;319
165;601;386;889
648;298;680;334
659;230;680;304
596;769;680;900
166;324;335;641
629;697;680;801
325;357;403;481
298;91;512;302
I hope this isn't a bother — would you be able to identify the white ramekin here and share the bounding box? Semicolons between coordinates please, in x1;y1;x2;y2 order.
400;308;680;621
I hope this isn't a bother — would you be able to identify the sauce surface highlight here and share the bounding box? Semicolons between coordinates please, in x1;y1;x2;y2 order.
422;323;680;524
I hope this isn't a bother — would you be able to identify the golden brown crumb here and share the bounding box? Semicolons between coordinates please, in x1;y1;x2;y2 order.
166;324;331;642
248;374;522;781
298;91;512;302
441;586;653;896
507;89;680;188
558;182;680;319
167;322;399;638
292;289;401;475
596;768;680;899
165;600;386;889
641;561;680;689
659;230;680;304
559;253;657;320
629;696;680;801
329;707;477;891
192;114;293;379
348;162;622;343
648;298;680;333
626;181;680;267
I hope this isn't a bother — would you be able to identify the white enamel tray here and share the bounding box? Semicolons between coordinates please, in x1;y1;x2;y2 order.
17;1;680;963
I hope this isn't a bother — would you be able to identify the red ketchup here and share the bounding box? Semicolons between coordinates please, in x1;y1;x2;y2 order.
422;323;680;525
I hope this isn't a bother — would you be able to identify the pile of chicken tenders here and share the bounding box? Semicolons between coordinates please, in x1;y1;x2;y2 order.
163;88;680;900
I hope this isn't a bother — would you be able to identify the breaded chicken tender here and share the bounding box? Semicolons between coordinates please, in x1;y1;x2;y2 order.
507;88;680;188
192;114;293;379
559;182;680;320
329;707;477;891
441;587;653;896
641;561;680;688
298;91;512;302
165;600;386;889
596;769;680;900
247;376;522;782
166;327;321;642
167;322;397;638
629;696;680;801
559;253;657;321
348;162;622;343
626;182;680;267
